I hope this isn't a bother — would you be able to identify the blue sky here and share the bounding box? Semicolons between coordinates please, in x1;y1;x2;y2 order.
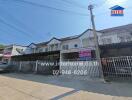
0;0;131;45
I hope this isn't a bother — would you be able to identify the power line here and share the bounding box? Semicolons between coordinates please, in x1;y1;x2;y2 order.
6;0;89;16
0;6;32;34
0;30;6;41
0;0;91;43
0;27;18;42
0;24;19;38
60;0;87;9
0;16;35;41
0;6;48;40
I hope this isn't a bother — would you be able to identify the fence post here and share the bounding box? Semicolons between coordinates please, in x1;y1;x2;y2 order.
127;56;132;77
113;58;118;77
34;60;38;73
19;61;22;72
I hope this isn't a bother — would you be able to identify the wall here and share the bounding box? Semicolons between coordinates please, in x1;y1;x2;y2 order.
36;45;48;53
79;30;102;45
47;38;61;45
24;47;33;54
100;34;119;45
61;30;102;54
61;38;81;51
12;45;27;56
100;32;132;45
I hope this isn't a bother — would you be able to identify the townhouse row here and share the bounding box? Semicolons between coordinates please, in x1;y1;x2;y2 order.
2;24;132;63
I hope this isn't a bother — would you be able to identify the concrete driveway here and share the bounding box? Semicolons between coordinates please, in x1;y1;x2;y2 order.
0;73;132;100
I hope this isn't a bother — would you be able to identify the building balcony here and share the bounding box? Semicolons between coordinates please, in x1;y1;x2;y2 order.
48;44;61;52
61;46;95;53
48;48;60;52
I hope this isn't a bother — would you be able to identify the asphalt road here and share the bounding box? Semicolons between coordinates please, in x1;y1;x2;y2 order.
0;73;132;100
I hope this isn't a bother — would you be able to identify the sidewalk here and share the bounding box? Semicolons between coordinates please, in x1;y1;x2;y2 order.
0;73;132;100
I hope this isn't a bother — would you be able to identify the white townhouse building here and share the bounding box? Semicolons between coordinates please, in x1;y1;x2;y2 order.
3;24;132;62
27;29;103;61
33;24;132;61
60;29;102;61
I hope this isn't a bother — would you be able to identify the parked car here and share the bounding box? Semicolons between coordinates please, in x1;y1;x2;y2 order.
0;62;12;73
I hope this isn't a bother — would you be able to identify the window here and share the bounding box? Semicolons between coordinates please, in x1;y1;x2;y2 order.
89;37;94;41
62;45;69;50
55;44;59;50
38;48;43;52
126;37;131;42
102;38;112;44
50;45;54;51
107;38;112;44
119;36;132;42
82;38;89;47
74;44;78;48
45;48;48;52
119;37;126;42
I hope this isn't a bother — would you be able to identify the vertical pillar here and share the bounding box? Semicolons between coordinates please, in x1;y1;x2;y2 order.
35;60;38;73
127;56;132;76
80;38;83;49
113;58;117;77
60;52;62;73
19;61;22;72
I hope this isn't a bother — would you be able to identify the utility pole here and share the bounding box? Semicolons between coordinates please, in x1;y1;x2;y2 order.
88;5;104;79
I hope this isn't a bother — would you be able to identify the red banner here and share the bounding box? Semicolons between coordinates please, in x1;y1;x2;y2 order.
3;52;11;58
79;50;91;58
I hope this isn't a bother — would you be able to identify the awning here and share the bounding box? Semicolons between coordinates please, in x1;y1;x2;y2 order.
11;51;60;61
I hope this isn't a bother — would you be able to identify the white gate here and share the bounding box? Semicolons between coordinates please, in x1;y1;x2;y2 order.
102;56;132;80
60;61;101;77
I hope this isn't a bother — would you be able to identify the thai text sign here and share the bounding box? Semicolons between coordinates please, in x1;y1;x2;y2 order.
79;50;91;58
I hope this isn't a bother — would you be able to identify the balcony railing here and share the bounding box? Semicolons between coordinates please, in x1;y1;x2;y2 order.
48;47;60;51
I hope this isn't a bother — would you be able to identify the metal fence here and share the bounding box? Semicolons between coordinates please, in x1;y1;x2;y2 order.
35;60;59;75
11;60;101;77
11;61;36;73
102;56;132;80
11;56;132;81
60;61;101;78
11;60;59;75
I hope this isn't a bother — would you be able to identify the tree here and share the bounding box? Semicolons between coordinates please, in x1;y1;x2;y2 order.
0;44;4;49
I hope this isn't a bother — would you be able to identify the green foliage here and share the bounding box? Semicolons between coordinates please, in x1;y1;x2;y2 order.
0;44;4;49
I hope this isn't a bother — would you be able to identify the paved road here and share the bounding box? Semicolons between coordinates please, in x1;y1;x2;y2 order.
0;73;132;100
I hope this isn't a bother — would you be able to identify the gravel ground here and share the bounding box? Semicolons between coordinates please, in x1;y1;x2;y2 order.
0;73;132;100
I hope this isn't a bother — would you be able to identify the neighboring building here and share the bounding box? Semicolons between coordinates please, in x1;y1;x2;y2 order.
2;45;28;63
100;24;132;57
100;24;132;45
100;41;132;57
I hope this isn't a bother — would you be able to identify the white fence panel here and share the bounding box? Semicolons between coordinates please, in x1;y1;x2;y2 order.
60;61;101;77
